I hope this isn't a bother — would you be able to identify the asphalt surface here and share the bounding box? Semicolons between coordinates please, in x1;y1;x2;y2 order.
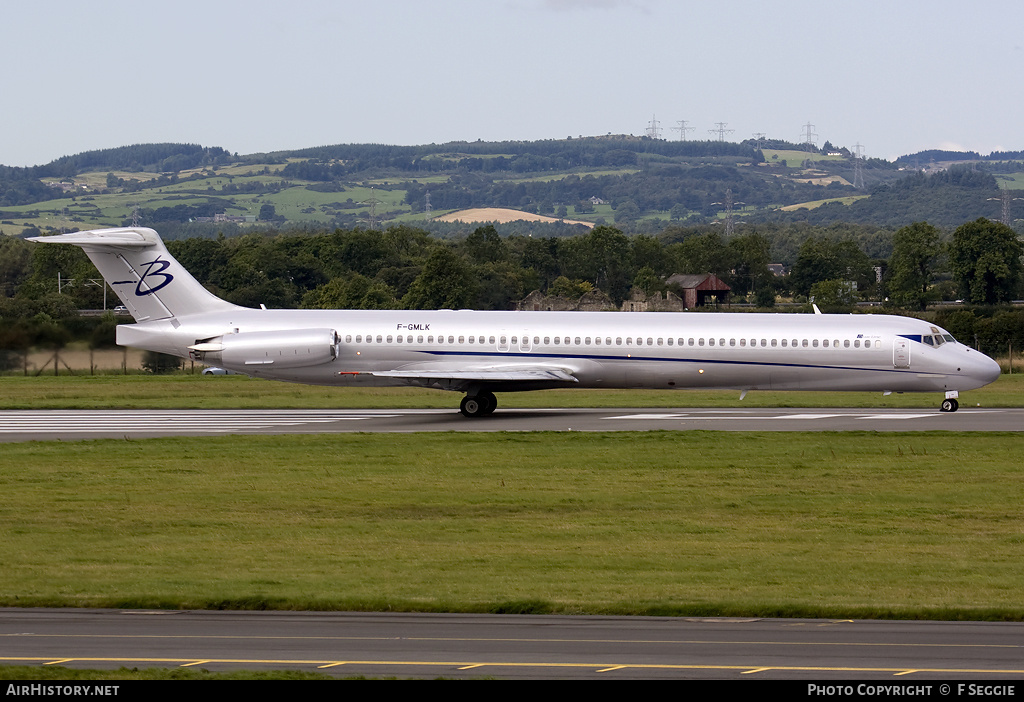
2;609;1024;680
0;407;1020;441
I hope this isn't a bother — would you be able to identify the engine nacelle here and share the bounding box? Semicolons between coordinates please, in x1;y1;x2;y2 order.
189;328;340;370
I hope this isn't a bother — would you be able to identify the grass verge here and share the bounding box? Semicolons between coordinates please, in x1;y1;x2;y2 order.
0;372;1020;409
2;431;1022;619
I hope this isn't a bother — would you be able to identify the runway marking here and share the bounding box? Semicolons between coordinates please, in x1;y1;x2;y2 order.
604;412;945;422
4;656;1024;677
0;410;404;435
859;414;935;420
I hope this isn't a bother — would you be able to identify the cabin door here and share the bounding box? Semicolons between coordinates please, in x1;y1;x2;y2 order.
893;338;911;368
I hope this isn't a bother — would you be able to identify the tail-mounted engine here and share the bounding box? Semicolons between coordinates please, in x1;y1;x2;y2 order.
189;328;340;369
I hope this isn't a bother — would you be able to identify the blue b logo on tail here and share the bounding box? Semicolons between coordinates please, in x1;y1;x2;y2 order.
114;256;174;296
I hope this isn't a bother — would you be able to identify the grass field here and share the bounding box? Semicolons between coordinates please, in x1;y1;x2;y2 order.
1;374;1021;619
0;372;1019;409
2;430;1023;618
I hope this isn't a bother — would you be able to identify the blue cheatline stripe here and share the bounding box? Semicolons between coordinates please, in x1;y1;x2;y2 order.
410;350;938;377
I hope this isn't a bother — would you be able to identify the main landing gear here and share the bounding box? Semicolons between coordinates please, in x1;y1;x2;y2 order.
460;391;497;418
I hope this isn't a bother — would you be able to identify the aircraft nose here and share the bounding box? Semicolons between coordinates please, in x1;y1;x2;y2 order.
964;350;1002;388
980;354;1002;385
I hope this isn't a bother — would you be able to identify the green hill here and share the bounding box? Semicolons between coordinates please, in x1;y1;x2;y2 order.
1;139;1021;238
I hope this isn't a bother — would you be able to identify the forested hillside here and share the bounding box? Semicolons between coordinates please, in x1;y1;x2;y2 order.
7;137;1019;236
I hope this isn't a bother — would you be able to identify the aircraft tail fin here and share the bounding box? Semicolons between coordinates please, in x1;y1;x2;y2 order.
28;227;241;322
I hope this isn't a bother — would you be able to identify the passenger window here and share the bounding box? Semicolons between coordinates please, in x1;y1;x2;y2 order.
781;339;787;347
844;339;850;348
709;338;715;346
823;339;829;348
585;337;591;345
698;338;705;346
812;339;819;347
802;339;808;347
616;337;622;345
554;337;560;345
740;339;746;347
771;339;777;347
448;336;455;344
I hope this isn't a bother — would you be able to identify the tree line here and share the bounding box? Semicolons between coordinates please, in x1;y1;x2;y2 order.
2;218;1021;361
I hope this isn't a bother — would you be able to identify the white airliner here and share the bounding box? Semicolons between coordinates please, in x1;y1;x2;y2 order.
30;227;1001;417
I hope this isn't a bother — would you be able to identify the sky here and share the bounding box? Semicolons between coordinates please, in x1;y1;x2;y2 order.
3;0;1023;167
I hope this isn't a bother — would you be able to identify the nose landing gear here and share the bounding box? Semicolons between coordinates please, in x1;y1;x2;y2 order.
940;390;959;412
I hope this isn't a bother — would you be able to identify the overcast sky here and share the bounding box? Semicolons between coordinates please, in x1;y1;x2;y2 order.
3;0;1022;167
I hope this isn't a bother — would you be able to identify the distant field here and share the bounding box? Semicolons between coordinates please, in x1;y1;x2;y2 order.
763;148;847;165
435;207;595;228
781;195;870;211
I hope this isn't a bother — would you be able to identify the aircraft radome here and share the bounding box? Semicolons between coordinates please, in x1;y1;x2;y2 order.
30;227;1002;417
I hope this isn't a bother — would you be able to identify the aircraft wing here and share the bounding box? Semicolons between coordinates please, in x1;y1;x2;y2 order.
370;364;578;388
372;368;578;382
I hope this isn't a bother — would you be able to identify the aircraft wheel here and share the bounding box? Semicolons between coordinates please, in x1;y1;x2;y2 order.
460;395;486;418
940;398;959;413
480;391;497;415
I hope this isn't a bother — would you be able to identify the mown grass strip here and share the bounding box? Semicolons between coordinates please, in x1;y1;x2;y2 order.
0;373;1019;409
2;431;1022;619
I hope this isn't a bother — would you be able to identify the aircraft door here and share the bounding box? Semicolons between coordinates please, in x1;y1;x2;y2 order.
496;332;510;352
893;338;911;368
519;331;532;353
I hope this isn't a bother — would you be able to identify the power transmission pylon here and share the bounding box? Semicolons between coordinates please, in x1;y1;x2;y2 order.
988;189;1024;226
852;143;865;190
709;122;734;142
801;122;818;149
672;120;695;141
361;187;381;230
645;114;662;139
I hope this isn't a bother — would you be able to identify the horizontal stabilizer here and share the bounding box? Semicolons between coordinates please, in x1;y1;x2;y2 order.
29;227;240;321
